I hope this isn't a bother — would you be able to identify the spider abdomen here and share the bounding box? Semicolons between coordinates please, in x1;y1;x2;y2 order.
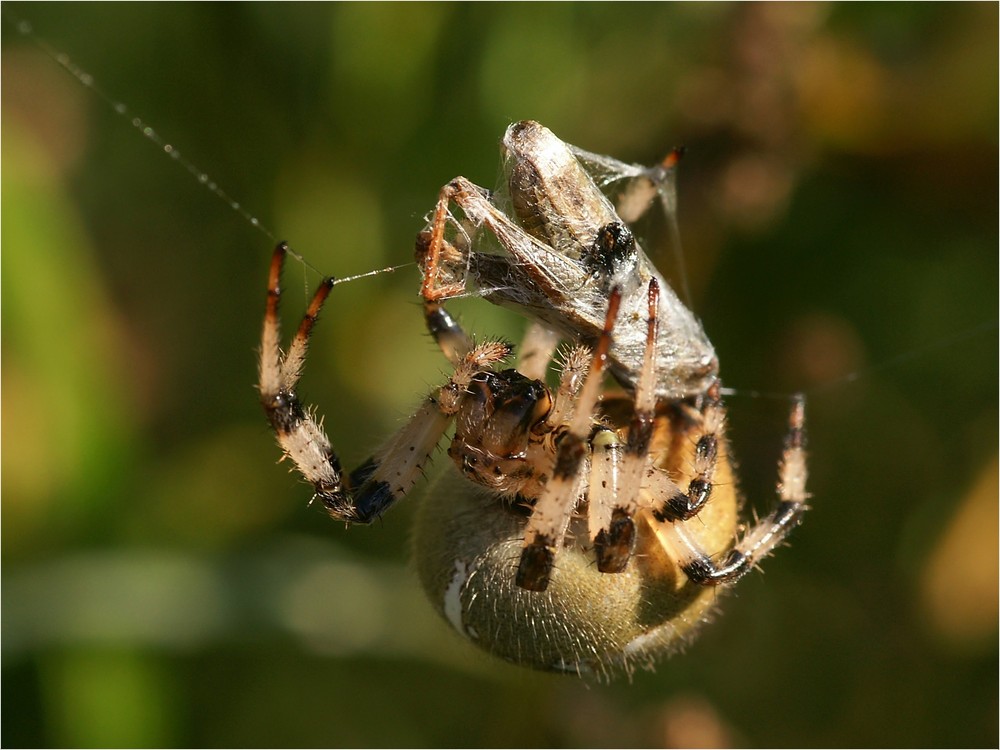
414;412;739;678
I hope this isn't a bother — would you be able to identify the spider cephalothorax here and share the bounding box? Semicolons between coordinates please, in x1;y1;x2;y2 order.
448;367;556;497
259;121;809;677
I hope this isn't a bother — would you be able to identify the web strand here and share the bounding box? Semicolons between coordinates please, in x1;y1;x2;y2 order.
4;13;341;276
6;12;993;405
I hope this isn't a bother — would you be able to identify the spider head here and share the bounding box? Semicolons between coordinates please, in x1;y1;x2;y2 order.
449;369;552;492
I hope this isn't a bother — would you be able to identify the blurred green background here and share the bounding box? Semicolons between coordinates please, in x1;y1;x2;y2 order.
3;3;997;747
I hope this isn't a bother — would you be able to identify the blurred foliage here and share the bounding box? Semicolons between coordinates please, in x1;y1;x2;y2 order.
2;3;997;747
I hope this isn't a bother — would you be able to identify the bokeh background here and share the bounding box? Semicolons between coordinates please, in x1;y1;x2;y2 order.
3;3;997;747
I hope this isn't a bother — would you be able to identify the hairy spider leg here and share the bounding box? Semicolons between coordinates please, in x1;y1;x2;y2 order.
259;243;344;507
589;279;662;573
647;380;724;524
259;242;508;524
661;395;809;585
541;342;591;429
515;288;623;592
353;338;512;518
515;321;562;381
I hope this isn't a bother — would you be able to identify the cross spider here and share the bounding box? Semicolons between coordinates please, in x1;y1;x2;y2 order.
259;121;808;677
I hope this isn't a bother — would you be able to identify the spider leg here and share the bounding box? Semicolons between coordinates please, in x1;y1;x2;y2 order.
516;288;623;591
662;396;809;586
259;243;508;524
259;243;344;509
543;343;591;428
648;381;723;523
587;427;627;567
348;338;511;520
421;298;472;366
515;321;562;381
590;279;662;573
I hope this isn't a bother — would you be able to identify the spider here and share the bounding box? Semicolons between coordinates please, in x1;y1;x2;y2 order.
259;121;808;677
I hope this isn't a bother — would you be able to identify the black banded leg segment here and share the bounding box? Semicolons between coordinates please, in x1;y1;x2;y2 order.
666;395;809;586
589;428;634;573
652;380;723;523
595;509;636;573
343;340;513;522
259;243;353;518
423;299;473;366
591;280;661;574
515;420;589;591
260;243;506;525
343;397;454;522
516;288;623;591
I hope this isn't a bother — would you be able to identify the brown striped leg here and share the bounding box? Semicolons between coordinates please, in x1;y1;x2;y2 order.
591;279;662;573
516;321;562;381
662;396;809;586
515;288;623;591
259;243;345;512
260;243;508;524
650;380;724;523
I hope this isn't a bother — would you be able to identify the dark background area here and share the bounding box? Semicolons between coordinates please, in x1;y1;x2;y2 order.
3;3;997;747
